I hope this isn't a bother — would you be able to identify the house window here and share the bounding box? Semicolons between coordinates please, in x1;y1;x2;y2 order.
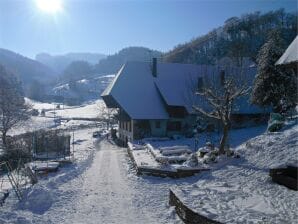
155;121;161;129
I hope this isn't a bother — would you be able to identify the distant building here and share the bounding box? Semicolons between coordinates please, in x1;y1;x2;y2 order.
102;59;266;144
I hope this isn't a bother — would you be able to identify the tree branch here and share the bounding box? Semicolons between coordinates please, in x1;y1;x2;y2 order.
192;106;221;120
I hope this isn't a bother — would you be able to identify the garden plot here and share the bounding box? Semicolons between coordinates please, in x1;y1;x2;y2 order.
127;143;160;169
128;142;208;177
147;144;192;164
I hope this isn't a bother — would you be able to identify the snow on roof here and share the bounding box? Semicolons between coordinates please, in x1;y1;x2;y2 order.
102;62;169;119
276;35;298;65
154;63;208;113
101;65;125;97
102;61;264;119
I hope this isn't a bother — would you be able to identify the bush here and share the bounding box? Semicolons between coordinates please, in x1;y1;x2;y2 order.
267;113;285;132
30;109;39;116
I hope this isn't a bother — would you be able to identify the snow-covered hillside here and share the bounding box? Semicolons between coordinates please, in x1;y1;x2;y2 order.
51;74;115;103
172;123;298;223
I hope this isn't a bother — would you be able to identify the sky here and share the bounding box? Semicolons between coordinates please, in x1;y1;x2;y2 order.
0;0;296;59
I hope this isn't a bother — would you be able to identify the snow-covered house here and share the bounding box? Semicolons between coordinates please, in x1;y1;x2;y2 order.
101;59;266;144
276;35;298;73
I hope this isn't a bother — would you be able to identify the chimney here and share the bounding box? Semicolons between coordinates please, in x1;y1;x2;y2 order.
152;58;157;77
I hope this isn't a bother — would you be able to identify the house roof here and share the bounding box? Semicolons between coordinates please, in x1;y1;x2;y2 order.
276;36;298;65
101;61;266;120
101;61;169;119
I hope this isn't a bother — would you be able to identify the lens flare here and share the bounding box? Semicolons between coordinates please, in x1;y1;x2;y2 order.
36;0;62;14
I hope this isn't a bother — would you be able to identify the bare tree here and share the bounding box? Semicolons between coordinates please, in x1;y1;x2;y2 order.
97;101;117;131
0;65;31;149
193;67;250;154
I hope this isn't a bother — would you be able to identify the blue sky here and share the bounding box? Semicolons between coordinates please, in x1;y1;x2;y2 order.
0;0;296;59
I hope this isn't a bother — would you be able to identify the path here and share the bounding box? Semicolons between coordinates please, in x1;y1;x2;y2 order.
65;140;171;224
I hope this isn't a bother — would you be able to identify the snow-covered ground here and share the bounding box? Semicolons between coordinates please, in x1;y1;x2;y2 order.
172;123;298;224
47;101;104;119
3;98;297;224
25;98;73;111
0;131;186;224
8;99;106;136
129;125;267;172
147;125;267;151
8;116;56;136
2;122;297;223
26;98;104;119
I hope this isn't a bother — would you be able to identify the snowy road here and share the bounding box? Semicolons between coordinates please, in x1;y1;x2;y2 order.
67;140;158;224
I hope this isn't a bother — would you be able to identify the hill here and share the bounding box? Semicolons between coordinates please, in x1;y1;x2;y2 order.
163;9;297;66
0;48;56;94
94;46;162;75
48;47;162;103
36;52;106;74
50;74;115;105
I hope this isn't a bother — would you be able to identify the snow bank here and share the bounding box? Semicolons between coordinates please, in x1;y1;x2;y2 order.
19;186;53;215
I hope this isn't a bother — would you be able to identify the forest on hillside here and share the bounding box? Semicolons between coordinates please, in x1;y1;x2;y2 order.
163;9;297;66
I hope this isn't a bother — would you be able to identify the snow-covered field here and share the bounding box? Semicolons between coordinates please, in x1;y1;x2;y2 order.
8;99;106;136
8;116;56;136
47;101;103;119
26;98;104;119
172;123;298;224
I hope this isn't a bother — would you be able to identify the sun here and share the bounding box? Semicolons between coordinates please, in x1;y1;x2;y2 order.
36;0;62;14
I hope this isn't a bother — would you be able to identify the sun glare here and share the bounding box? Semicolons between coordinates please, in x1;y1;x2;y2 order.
36;0;62;14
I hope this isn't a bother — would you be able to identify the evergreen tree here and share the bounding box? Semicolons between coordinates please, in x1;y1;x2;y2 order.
251;30;297;113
